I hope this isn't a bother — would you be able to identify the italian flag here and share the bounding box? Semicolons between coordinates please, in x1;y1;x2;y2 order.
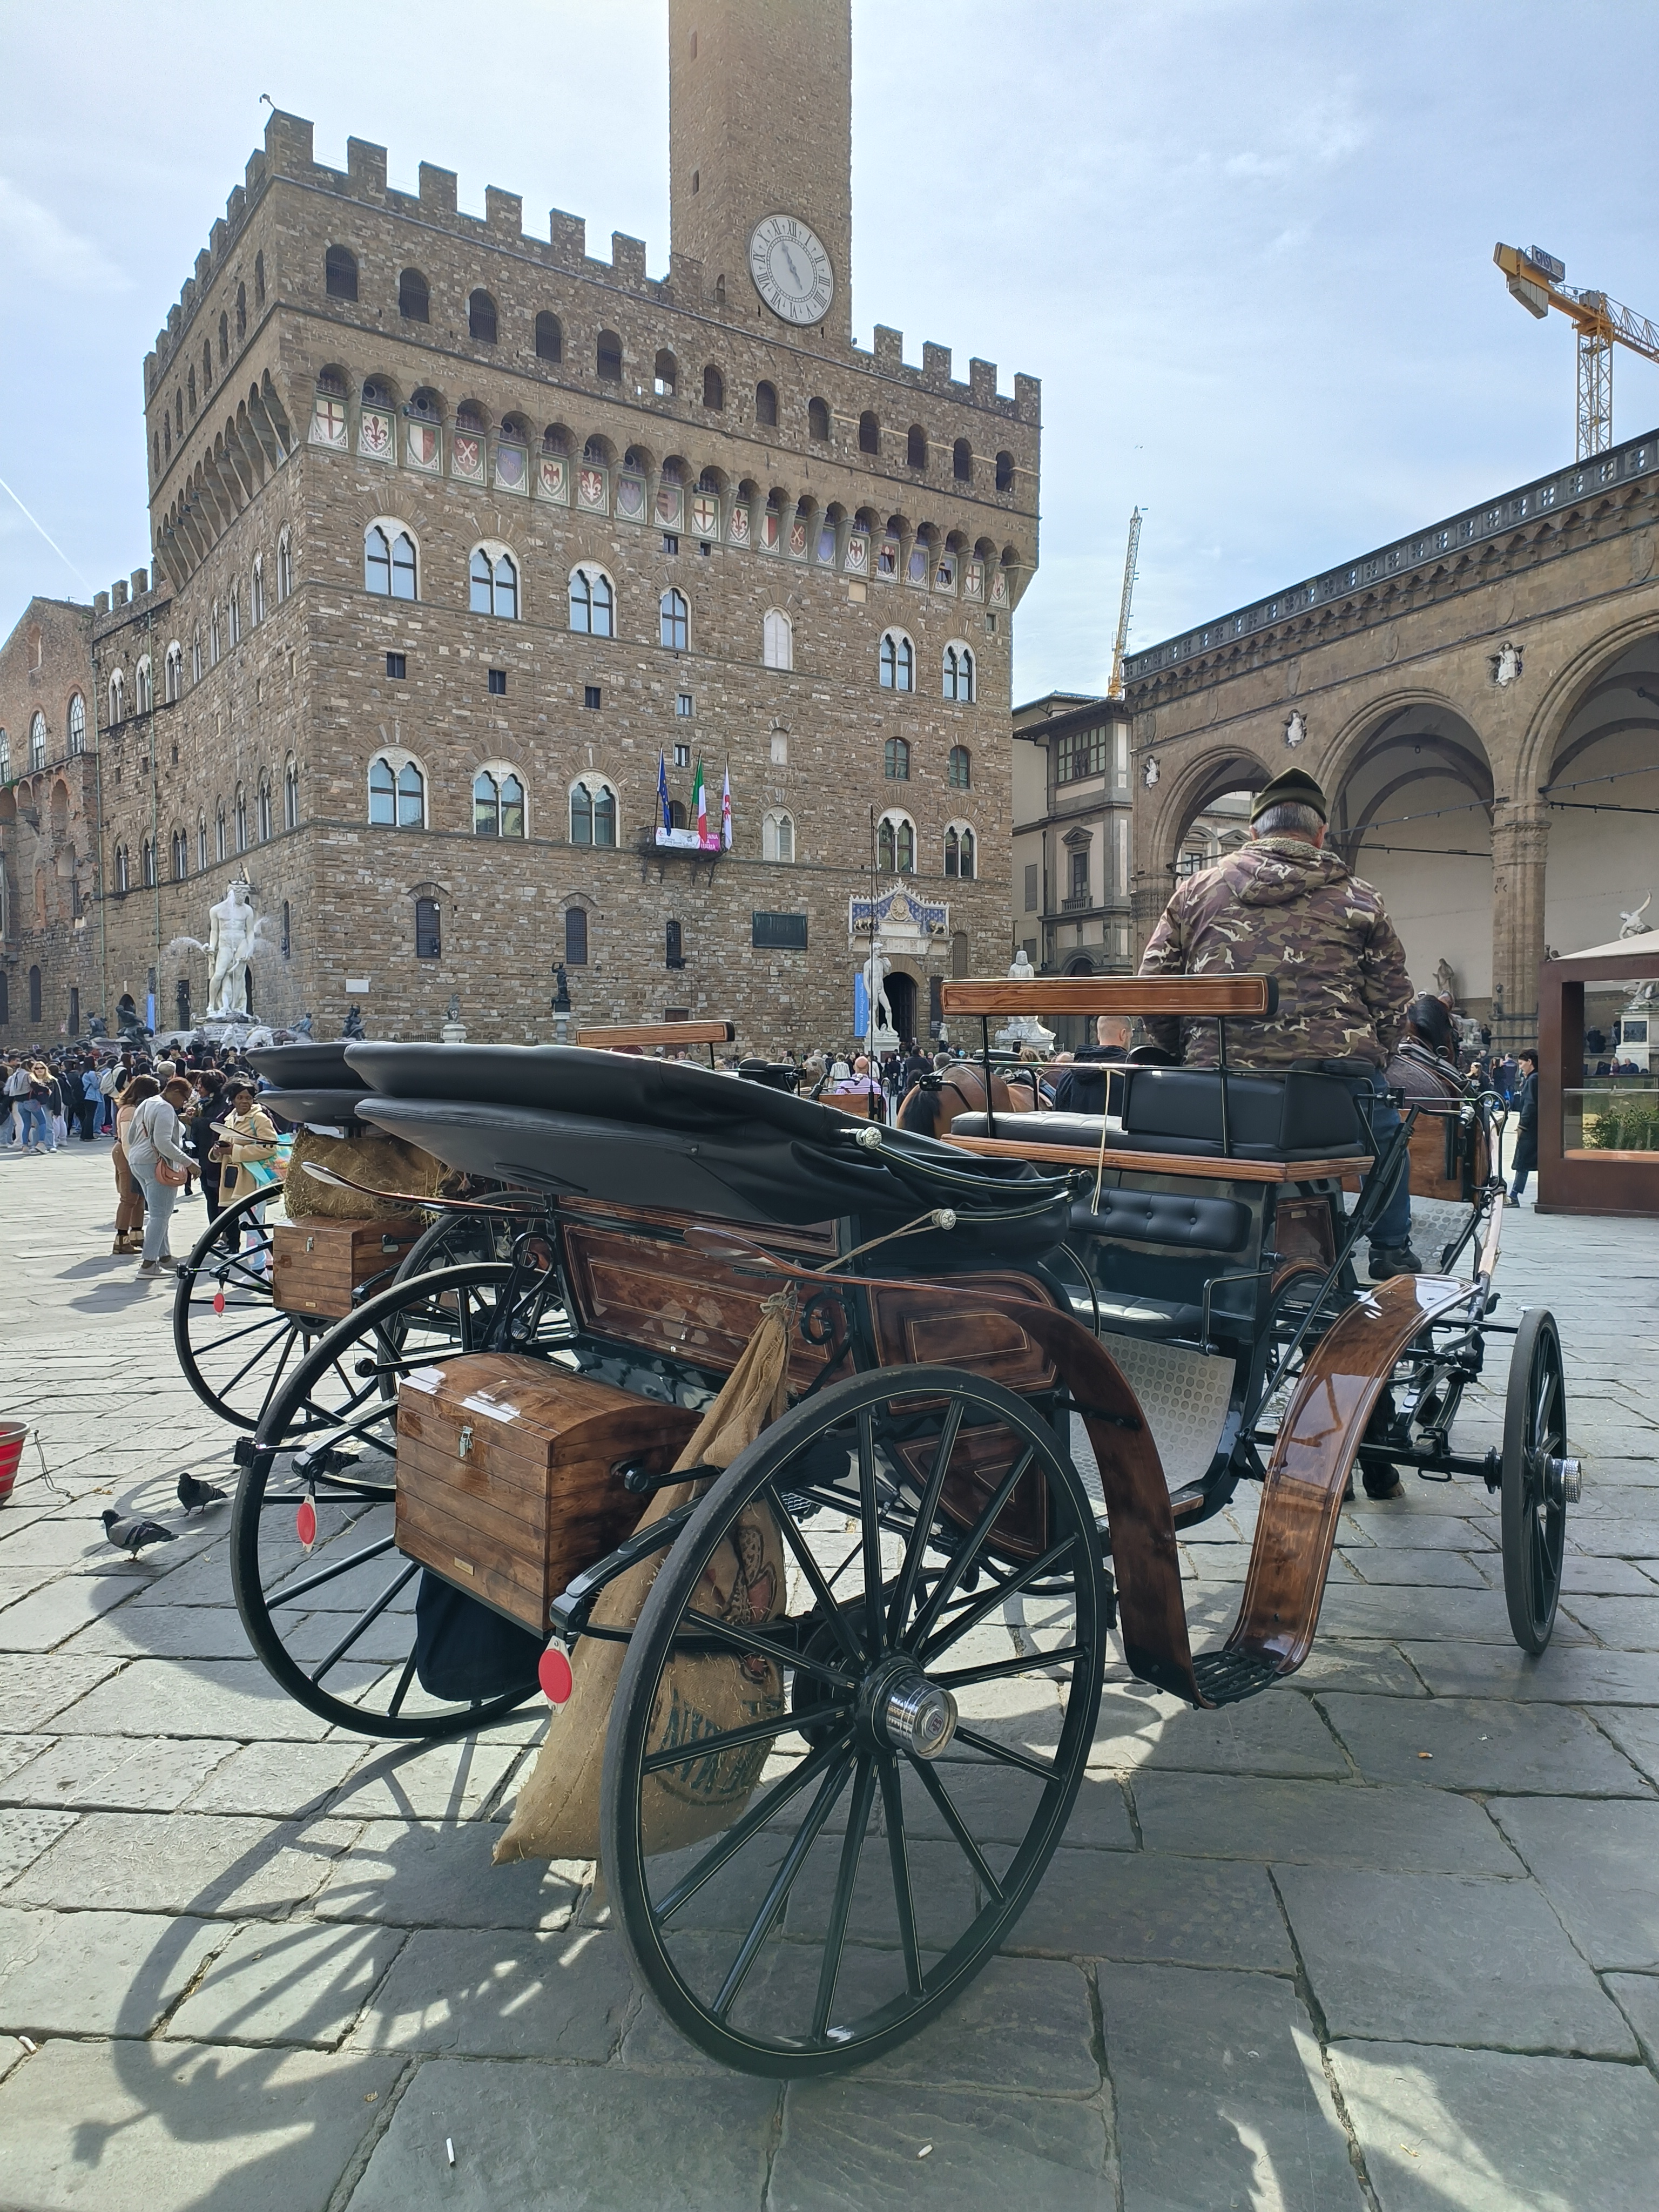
691;758;709;842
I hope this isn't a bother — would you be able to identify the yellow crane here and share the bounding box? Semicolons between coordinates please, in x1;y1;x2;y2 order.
1108;507;1142;698
1495;242;1659;460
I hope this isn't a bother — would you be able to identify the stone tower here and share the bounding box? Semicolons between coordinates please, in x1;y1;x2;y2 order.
669;0;853;342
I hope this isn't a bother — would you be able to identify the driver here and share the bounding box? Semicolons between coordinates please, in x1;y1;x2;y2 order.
1138;767;1418;1280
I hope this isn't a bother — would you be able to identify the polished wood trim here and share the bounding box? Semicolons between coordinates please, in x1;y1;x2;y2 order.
941;975;1273;1018
571;1020;736;1048
944;1132;1371;1184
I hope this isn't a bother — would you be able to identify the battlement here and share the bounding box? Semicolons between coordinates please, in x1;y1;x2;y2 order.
143;110;1038;426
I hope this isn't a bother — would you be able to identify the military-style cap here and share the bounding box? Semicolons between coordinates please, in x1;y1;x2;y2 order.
1250;768;1328;824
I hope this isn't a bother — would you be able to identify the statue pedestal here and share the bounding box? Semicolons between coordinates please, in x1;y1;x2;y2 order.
869;1023;901;1057
440;1021;467;1046
995;1016;1055;1055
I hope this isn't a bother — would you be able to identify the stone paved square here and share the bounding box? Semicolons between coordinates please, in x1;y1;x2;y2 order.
0;1134;1653;2208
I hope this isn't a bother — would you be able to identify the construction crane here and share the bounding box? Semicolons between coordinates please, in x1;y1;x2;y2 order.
1107;507;1142;697
1495;242;1659;460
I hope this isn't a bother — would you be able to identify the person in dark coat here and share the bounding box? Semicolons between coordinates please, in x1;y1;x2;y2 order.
1050;1017;1132;1114
1509;1051;1540;1205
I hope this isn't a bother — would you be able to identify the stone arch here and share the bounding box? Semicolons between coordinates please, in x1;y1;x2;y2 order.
1530;622;1659;962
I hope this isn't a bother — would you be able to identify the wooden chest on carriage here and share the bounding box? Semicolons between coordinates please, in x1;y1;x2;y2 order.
272;1215;426;1320
394;1354;700;1633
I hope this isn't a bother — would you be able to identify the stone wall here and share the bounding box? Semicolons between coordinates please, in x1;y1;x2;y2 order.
0;597;98;1048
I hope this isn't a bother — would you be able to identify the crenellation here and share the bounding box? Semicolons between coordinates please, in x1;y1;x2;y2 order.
922;342;952;387
873;326;903;373
419;161;458;219
209;219;227;262
548;210;586;265
227;183;246;228
194;248;212;287
610;232;648;284
348;138;388;197
1014;373;1041;423
265;109;315;178
485;186;523;239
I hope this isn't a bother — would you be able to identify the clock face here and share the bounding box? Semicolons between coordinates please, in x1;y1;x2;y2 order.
748;214;834;326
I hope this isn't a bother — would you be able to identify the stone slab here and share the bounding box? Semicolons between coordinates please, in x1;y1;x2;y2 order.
166;1916;407;2048
771;2080;1109;2211
311;1819;584;1930
347;2055;779;2211
1565;1518;1659;1556
5;1811;360;1918
0;1732;233;1811
0;2035;403;2212
1009;1849;1294;1971
353;1923;632;2060
1337;1546;1487;1586
1286;1641;1428;1698
184;1740;368;1818
1402;1642;1659;1703
1131;1773;1520;1871
1315;1583;1590;1643
0;1574;156;1652
1604;1971;1659;2069
1489;1796;1659;1968
0;1808;79;1892
0;1905;224;2035
1330;2040;1659;2212
1336;1512;1495;1552
1318;1692;1653;1794
1560;1594;1659;1647
62;1604;259;1661
0;1651;123;1731
1275;1866;1634;2054
1134;1689;1348;1777
323;1737;524;1824
1102;1962;1360;2212
45;1656;388;1742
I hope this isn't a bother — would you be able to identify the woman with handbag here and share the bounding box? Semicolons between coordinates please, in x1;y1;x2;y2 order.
124;1077;196;1277
111;1074;156;1253
213;1084;282;1277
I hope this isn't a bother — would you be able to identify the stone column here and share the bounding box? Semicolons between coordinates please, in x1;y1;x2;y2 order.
1489;805;1549;1050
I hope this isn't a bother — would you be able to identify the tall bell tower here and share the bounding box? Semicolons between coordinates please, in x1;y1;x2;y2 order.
669;0;852;343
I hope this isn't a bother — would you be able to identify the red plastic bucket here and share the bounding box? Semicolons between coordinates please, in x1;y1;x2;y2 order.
0;1421;24;1506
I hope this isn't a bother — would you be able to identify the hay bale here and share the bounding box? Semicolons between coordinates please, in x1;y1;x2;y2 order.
284;1128;446;1222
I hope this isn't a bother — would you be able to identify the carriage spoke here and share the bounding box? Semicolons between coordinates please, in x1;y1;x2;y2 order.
640;1704;846;1777
193;1309;291;1355
921;1535;1078;1665
385;1646;420;1719
906;1448;1036;1652
765;1486;866;1668
710;1752;853;2022
888;1399;963;1644
907;1756;1004;1901
654;1732;852;1927
680;1611;857;1689
310;1559;420;1685
811;1754;878;2041
876;1753;924;1999
933;1642;1084;1691
268;1532;399;1607
214;1322;302;1400
857;1410;884;1659
949;1724;1060;1782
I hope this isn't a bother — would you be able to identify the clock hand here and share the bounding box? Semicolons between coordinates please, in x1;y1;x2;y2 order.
781;244;806;287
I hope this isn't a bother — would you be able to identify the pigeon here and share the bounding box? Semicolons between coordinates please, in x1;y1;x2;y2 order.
101;1509;177;1558
177;1471;228;1514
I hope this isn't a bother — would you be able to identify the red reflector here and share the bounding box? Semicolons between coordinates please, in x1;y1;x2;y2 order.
212;1290;226;1316
296;1498;317;1548
539;1647;574;1704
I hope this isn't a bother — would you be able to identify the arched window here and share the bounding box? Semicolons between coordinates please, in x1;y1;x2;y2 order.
369;753;426;828
945;825;976;880
228;585;241;646
808;396;831;442
210;602;221;666
859;411;879;455
473;767;527;838
564;905;589;965
468;289;497;343
906;424;927;470
763;809;795;863
142;837;156;888
163;647;182;705
284;757;299;831
192;630;203;685
703;363;724;409
653;349;677;397
188;366;196;412
535;311;562;361
276;530;292;601
755;381;778;428
414;896;441;959
762;609;793;671
470;547;519;619
948;744;972;789
197;812;207;871
251;557;264;625
172;827;188;880
399;268;429;322
878;812;916;875
569;776;617;848
68;693;85;752
879;630;914;693
135;659;152;716
326;245;358;301
202;339;212;392
29;712;46;770
234;786;247;851
254;250;265;306
659;588;689;652
366;524;418;599
953;438;973;483
995;449;1015;493
884;736;911;781
28;966;41;1021
236;281;246;340
114;845;129;893
569;564;614;637
944;645;976;703
108;669;125;724
218;309;228;365
215;806;227;862
597;329;623;382
257;775;273;841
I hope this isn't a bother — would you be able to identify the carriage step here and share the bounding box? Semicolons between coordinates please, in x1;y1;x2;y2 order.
1190;1649;1282;1707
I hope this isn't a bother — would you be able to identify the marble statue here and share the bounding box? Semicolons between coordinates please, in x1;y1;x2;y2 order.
207;878;258;1018
1618;893;1653;939
862;940;894;1039
995;947;1056;1054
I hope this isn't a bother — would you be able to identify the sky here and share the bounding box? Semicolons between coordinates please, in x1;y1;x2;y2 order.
3;0;1658;702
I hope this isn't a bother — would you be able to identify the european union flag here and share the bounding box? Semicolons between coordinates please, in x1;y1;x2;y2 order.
657;751;671;831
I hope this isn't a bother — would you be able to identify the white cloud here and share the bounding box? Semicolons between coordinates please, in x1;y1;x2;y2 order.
0;177;131;294
1223;92;1370;180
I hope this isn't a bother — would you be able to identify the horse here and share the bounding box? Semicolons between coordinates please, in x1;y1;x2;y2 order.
894;1061;1045;1141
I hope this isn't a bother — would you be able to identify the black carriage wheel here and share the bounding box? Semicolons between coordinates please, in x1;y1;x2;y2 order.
394;1204;532;1283
602;1365;1107;2077
1502;1308;1570;1655
233;1260;561;1738
172;1187;310;1432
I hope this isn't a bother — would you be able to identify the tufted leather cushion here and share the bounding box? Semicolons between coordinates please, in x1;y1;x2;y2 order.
1067;1188;1251;1252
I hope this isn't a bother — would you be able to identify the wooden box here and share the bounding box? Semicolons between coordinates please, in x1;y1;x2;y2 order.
272;1214;426;1320
395;1354;699;1633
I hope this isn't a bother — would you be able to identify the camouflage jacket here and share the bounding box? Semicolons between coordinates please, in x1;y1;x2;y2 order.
1139;836;1412;1070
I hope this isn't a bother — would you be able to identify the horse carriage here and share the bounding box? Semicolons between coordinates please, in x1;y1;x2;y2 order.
169;976;1579;2077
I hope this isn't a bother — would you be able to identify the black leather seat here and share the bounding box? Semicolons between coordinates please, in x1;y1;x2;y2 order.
953;1068;1366;1164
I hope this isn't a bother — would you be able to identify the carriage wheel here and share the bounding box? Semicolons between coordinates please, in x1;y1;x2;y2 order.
394;1203;527;1282
1501;1309;1574;1654
603;1366;1107;2077
172;1186;310;1432
233;1260;567;1738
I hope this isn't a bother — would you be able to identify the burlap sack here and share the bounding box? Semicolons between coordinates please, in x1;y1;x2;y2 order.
284;1129;446;1222
494;1285;797;1866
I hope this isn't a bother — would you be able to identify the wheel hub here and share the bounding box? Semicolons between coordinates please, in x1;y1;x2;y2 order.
862;1657;958;1761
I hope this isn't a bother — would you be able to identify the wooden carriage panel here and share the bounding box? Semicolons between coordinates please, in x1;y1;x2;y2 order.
869;1274;1058;1394
558;1208;842;1387
891;1422;1052;1565
395;1355;698;1632
272;1215;426;1320
1407;1110;1489;1204
1271;1195;1337;1269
